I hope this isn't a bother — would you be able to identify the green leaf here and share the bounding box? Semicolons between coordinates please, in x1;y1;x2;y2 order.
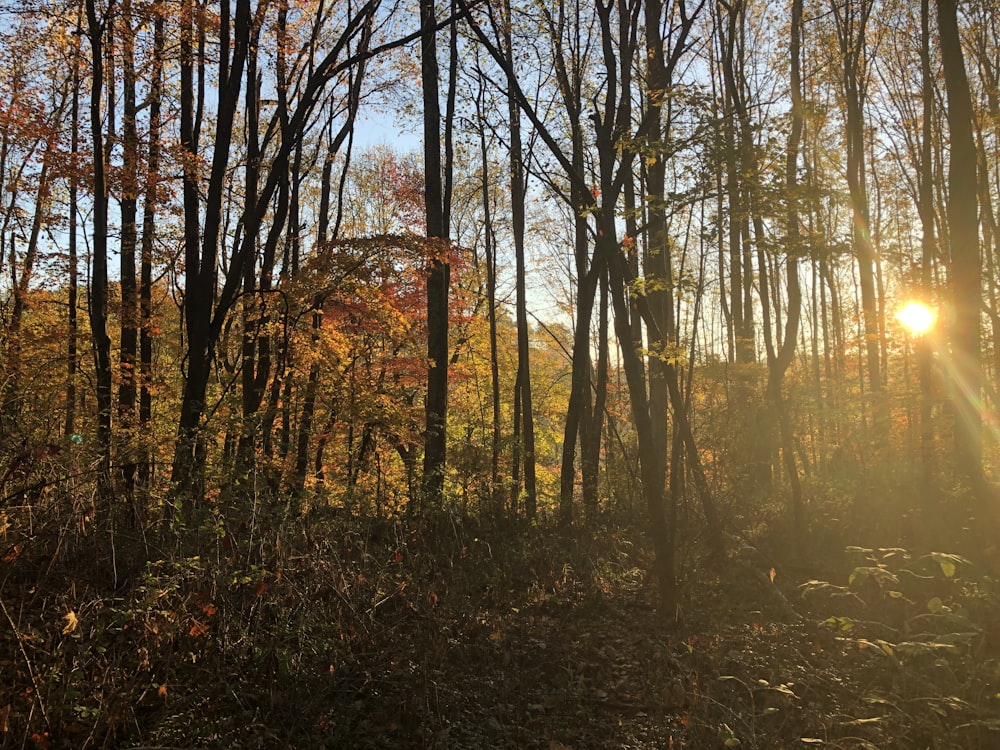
925;552;971;578
820;616;855;632
849;567;870;587
849;566;899;589
927;596;947;614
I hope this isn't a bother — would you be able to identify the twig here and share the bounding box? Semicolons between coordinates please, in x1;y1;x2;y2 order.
0;590;51;732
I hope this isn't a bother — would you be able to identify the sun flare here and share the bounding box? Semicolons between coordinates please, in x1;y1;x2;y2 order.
896;300;935;336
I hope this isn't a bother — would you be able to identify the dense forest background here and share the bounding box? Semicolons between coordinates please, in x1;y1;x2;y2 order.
2;0;1000;746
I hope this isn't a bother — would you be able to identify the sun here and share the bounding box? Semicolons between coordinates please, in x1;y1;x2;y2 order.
896;300;936;336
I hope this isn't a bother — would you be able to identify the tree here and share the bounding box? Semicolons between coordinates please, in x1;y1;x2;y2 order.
936;0;982;483
85;0;114;506
831;0;884;422
767;0;805;531
502;0;537;520
421;0;451;507
170;0;384;508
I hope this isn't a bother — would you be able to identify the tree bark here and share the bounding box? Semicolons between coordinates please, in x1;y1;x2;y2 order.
421;0;450;507
86;0;114;505
937;0;982;482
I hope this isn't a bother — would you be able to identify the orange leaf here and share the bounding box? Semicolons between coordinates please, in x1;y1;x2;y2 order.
188;620;209;638
200;602;218;617
254;581;269;597
157;683;168;699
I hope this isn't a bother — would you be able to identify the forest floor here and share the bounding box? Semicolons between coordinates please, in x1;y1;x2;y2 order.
2;508;1000;749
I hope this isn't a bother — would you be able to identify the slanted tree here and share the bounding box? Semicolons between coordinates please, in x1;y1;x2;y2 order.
170;0;384;509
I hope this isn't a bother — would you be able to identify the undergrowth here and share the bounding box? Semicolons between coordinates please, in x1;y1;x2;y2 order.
3;493;1000;749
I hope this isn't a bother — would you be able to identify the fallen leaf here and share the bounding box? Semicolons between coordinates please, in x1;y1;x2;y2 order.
188;620;209;638
0;703;10;732
157;683;168;699
62;610;79;635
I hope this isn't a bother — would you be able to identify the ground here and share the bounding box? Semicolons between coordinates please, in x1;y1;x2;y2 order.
2;513;999;748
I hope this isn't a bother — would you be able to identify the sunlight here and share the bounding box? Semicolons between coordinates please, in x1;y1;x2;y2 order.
896;300;936;336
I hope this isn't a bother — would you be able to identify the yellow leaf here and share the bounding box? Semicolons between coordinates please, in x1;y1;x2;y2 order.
769;567;776;583
62;611;79;635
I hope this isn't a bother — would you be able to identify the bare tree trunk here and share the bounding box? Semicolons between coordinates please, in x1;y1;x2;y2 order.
421;0;450;508
937;0;983;483
503;0;537;520
139;9;164;490
767;0;805;534
86;0;114;506
66;52;80;443
917;0;937;495
119;0;140;510
474;70;504;520
832;0;883;417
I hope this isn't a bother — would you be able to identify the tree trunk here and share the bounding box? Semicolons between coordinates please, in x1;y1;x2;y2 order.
139;10;164;490
66;55;79;443
421;0;450;507
937;0;982;483
171;0;251;512
119;0;140;510
504;0;537;521
832;0;883;416
86;0;114;506
917;0;937;495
